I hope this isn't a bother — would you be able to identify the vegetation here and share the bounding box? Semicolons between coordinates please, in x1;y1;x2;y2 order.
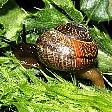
0;0;112;111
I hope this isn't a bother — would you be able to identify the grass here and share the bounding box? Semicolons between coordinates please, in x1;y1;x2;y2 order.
0;52;112;112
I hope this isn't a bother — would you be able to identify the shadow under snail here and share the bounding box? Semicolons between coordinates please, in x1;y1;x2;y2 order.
7;23;105;88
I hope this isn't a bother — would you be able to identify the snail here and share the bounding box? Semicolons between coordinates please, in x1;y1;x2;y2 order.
1;23;105;88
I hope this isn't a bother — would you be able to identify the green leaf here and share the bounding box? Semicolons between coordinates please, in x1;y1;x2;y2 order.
97;50;112;72
24;0;84;31
0;0;26;40
24;3;69;32
47;0;83;23
89;27;112;72
24;0;83;43
0;0;8;8
80;0;112;22
89;27;112;56
24;2;70;43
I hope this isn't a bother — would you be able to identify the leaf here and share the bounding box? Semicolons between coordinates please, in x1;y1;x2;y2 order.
24;0;84;31
0;0;8;8
89;27;112;72
97;50;112;72
23;2;70;43
24;3;69;33
80;0;112;22
0;0;26;40
47;0;83;23
24;0;83;43
89;27;112;56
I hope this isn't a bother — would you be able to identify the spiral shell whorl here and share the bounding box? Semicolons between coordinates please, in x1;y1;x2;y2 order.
55;23;93;42
36;23;98;71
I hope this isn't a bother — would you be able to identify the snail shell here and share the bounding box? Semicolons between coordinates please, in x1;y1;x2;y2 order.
36;23;98;71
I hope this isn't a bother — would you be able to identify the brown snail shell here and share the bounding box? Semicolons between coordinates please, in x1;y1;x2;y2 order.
36;23;98;71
